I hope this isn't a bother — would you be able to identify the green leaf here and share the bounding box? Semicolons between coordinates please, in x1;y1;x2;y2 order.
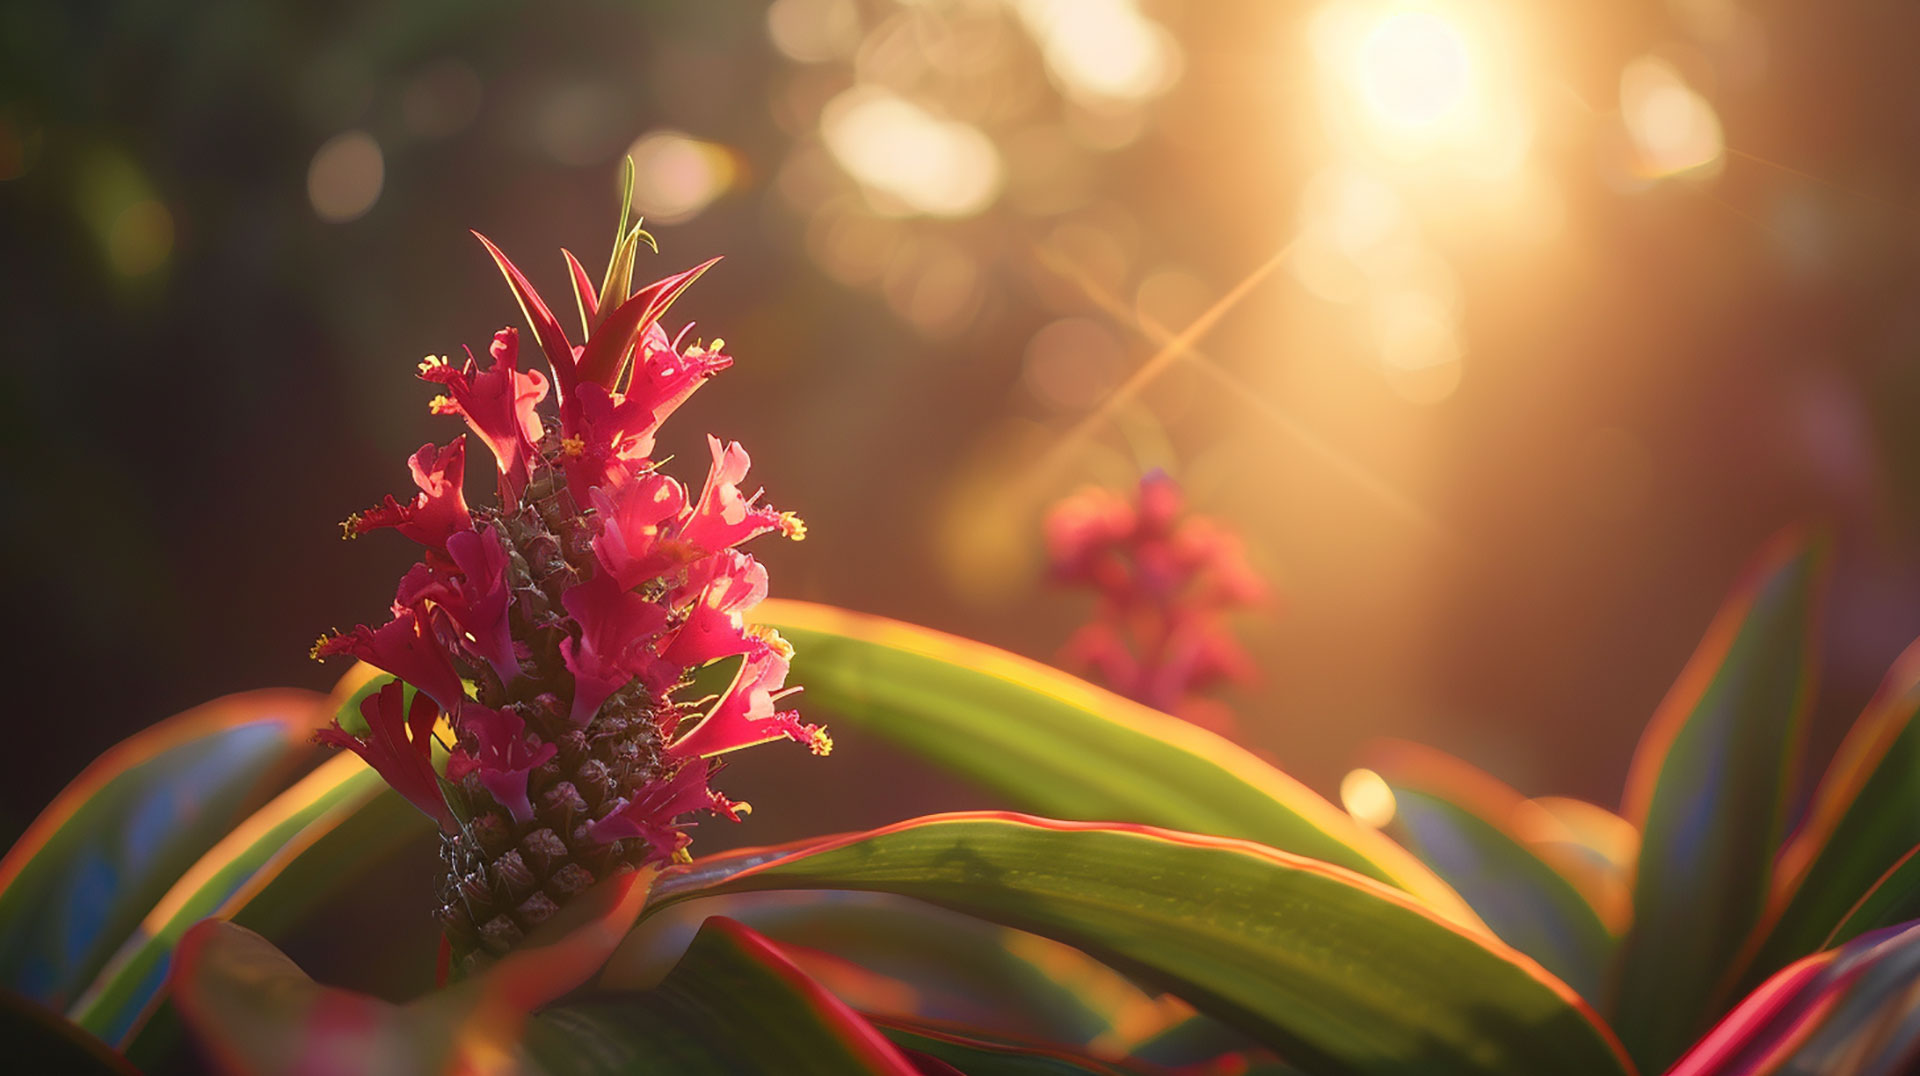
1366;743;1617;1005
1738;639;1920;989
170;870;655;1074
526;917;918;1075
640;813;1634;1076
620;891;1162;1049
0;688;329;1009
1609;533;1825;1072
1822;845;1920;951
754;600;1479;928
873;1015;1154;1075
67;753;396;1045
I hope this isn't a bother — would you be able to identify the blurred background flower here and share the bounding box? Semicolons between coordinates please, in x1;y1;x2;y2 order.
7;0;1920;954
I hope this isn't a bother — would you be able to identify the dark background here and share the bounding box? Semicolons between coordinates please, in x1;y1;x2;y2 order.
6;0;1920;890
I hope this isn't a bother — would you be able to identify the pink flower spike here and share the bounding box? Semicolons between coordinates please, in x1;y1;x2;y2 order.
313;607;467;718
447;704;556;824
420;329;549;505
669;640;830;760
344;438;472;551
589;474;691;589
585;763;736;864
317;679;452;829
560;572;670;724
678;436;794;554
658;551;768;670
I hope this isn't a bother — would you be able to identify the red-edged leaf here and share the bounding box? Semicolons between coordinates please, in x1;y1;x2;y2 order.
473;230;578;400
1365;741;1618;1006
169;868;653;1074
572;258;719;390
1736;636;1920;990
527;917;919;1075
1610;532;1824;1071
636;812;1635;1076
0;688;330;1009
1667;921;1920;1076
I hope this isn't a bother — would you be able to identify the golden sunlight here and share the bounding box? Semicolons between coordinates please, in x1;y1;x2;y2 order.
1356;11;1471;135
1311;1;1528;172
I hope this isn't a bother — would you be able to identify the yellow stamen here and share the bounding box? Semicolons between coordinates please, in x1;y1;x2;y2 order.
808;728;834;756
779;512;807;541
428;395;459;416
560;436;586;459
417;354;450;373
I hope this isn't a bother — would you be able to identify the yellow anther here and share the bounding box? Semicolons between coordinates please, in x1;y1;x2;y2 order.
779;512;807;541
808;728;834;756
339;514;363;540
560;436;586;459
428;395;459;416
417;354;450;373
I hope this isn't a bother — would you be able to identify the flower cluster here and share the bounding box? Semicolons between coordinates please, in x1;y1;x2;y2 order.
1045;471;1264;734
313;224;824;967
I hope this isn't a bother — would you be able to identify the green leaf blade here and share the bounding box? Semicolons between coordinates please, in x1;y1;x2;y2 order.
528;917;919;1075
1740;640;1920;988
756;600;1479;928
1368;744;1617;1005
0;689;328;1009
644;813;1634;1076
1610;534;1825;1071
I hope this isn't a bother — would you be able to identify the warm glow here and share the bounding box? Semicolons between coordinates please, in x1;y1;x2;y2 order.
626;130;737;224
1341;768;1398;828
1621;56;1725;180
1357;12;1470;134
1312;1;1530;171
307;130;383;223
1011;0;1180;106
821;86;1003;217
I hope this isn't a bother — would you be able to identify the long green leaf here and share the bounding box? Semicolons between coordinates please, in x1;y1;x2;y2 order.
526;917;917;1075
1610;534;1823;1072
873;1015;1155;1075
1367;743;1617;1005
170;870;655;1074
754;600;1479;928
0;688;328;1008
640;812;1634;1076
1822;845;1920;951
620;890;1161;1049
1738;637;1920;989
67;754;393;1044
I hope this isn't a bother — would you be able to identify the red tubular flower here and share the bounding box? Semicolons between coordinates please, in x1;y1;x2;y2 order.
588;475;691;589
583;764;739;864
317;679;453;829
445;704;556;824
420;328;548;505
669;640;829;761
312;607;466;718
318;215;821;968
1046;471;1267;729
679;437;803;554
559;572;669;724
343;438;471;550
